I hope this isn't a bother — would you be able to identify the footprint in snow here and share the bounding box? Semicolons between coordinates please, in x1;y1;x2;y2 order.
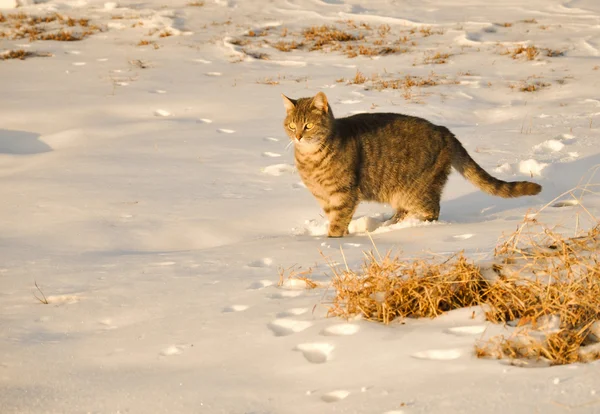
247;258;273;268
452;234;474;240
321;323;360;336
154;109;171;117
150;261;176;266
294;342;334;363
217;128;235;134
411;348;462;360
444;325;486;336
268;318;312;336
262;164;295;176
160;345;184;356
269;290;303;299
277;307;308;317
552;199;579;208
321;390;350;403
247;279;274;290
445;233;474;242
222;304;249;313
533;139;565;154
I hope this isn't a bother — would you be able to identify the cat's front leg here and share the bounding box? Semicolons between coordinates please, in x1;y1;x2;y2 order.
324;192;358;238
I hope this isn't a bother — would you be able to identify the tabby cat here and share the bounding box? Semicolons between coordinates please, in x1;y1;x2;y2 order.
282;92;542;238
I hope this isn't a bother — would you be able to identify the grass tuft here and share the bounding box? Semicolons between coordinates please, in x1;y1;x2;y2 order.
323;182;600;366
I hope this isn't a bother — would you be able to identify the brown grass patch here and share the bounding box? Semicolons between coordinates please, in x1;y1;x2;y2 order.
351;70;367;84
521;18;538;24
187;1;205;5
495;22;513;27
137;39;156;47
278;266;318;289
513;80;550;92
0;11;100;41
510;45;539;60
270;40;302;52
423;51;451;64
544;48;565;57
303;25;362;50
324;184;600;366
0;49;43;60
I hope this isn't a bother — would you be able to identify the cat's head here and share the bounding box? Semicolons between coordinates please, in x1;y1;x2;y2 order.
281;92;334;146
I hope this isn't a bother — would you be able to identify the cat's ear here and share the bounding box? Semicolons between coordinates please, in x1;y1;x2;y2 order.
281;94;296;113
312;91;329;114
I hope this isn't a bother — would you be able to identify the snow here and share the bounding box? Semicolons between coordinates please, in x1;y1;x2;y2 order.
1;0;600;413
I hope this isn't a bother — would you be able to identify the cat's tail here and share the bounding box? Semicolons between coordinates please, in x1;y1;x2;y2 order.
450;136;542;198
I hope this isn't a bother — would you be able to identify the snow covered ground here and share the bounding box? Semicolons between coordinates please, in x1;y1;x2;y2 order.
1;0;600;412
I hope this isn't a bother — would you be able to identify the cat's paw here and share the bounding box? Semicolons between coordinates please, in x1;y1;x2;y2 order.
327;226;349;238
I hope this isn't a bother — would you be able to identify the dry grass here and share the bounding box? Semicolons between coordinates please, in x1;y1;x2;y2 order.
545;48;565;57
278;266;318;289
1;49;33;60
328;252;486;324
256;76;280;85
323;182;600;366
137;39;158;48
270;40;302;52
351;70;367;84
0;11;101;41
422;51;451;64
512;80;550;92
495;22;513;27
510;45;539;60
303;25;362;50
187;1;205;5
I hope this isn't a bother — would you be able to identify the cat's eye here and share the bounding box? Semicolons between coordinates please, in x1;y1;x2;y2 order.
288;122;296;130
305;123;314;130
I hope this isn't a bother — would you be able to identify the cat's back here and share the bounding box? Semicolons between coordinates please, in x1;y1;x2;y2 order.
334;112;444;143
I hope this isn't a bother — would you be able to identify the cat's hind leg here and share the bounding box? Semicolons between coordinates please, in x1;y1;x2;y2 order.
411;193;441;222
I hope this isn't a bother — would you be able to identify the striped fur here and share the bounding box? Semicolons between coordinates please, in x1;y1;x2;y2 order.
282;92;542;237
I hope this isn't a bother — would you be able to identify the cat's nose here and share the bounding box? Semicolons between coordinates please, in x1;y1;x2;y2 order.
296;133;303;140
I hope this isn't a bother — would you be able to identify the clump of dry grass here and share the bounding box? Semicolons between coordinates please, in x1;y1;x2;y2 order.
422;51;451;64
324;183;600;366
1;49;33;60
544;48;564;57
511;80;550;92
270;40;303;52
303;25;362;50
510;45;539;60
0;11;101;41
278;266;318;289
328;252;486;324
351;70;367;84
187;1;205;6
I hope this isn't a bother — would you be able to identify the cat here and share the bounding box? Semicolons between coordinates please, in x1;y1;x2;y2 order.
281;91;542;238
